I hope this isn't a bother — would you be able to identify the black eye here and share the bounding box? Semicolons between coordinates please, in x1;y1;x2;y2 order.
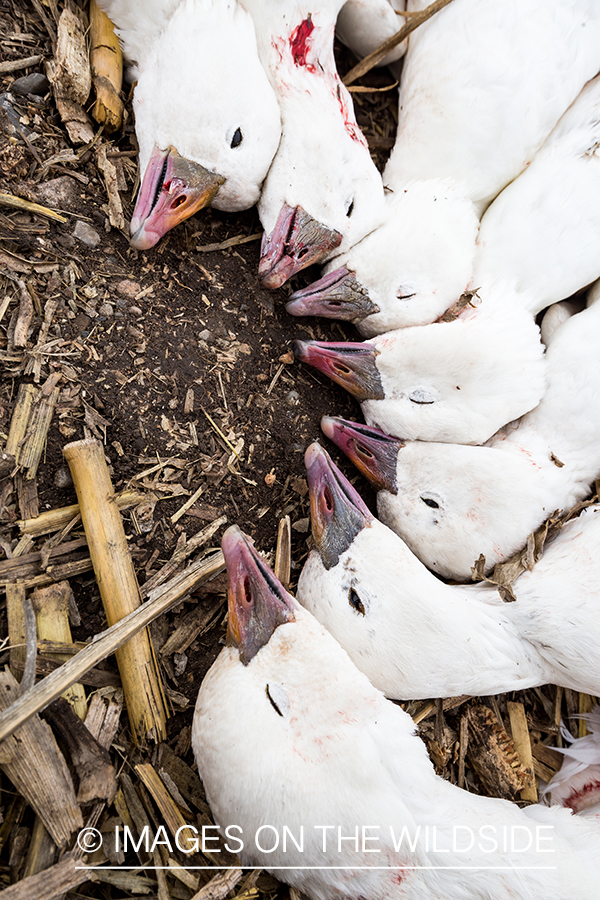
266;684;283;716
346;199;354;218
421;497;439;509
348;588;365;616
231;128;243;148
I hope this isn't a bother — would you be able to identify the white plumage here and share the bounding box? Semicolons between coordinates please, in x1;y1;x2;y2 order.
298;443;600;700
98;0;282;248
293;284;545;444
193;525;600;900
287;2;600;333
322;286;600;579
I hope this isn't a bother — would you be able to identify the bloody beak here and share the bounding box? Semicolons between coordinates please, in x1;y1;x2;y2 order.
130;145;225;250
292;339;384;401
304;442;373;570
321;416;402;494
259;204;342;289
286;266;379;323
222;526;295;665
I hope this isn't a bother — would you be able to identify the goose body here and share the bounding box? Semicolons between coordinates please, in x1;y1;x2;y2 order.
299;444;600;700
193;525;600;900
293;284;545;444
287;3;600;333
98;0;282;249
321;293;600;579
239;0;386;288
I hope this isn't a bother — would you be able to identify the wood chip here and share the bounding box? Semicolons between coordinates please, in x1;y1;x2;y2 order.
0;551;224;744
465;704;529;800
0;856;95;900
0;669;83;847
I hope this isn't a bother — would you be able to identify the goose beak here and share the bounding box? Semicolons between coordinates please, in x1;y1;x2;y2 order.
222;526;295;665
292;339;384;401
259;204;342;288
304;442;373;570
130;146;225;250
286;266;379;322
321;416;402;494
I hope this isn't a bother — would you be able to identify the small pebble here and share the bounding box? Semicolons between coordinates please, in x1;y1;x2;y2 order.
73;220;101;248
198;329;213;342
116;279;141;299
130;305;143;316
10;73;49;96
54;465;73;489
99;302;113;316
286;390;300;406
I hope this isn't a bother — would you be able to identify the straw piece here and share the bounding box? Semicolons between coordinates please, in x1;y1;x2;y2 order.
5;383;37;461
135;762;198;852
274;516;291;590
0;193;67;223
191;869;243;900
0;551;224;743
0;55;43;75
31;581;87;719
0;856;95;900
507;700;537;802
0;669;83;847
89;0;124;132
6;583;27;677
22;819;56;879
63;438;167;743
342;0;455;86
18;488;145;536
19;383;60;479
579;692;594;738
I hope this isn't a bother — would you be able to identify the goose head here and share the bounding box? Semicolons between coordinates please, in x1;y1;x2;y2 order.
256;27;386;288
321;415;556;580
192;522;425;881
294;288;546;445
286;180;479;336
129;0;281;249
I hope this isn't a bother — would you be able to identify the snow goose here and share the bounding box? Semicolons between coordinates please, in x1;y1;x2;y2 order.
287;1;600;333
193;524;600;900
238;0;387;288
98;0;282;249
319;281;600;579
299;443;600;700
292;282;545;444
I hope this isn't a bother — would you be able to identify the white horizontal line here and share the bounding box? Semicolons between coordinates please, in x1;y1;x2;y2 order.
76;865;558;871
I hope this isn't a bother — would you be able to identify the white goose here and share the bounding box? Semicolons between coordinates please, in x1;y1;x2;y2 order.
238;0;387;288
98;0;282;249
298;443;600;700
320;293;600;580
193;525;600;900
292;282;545;445
287;2;600;334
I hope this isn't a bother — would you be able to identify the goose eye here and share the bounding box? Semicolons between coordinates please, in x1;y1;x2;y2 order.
421;496;440;509
348;588;365;616
346;199;354;218
396;290;417;300
231;128;243;148
265;683;290;717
